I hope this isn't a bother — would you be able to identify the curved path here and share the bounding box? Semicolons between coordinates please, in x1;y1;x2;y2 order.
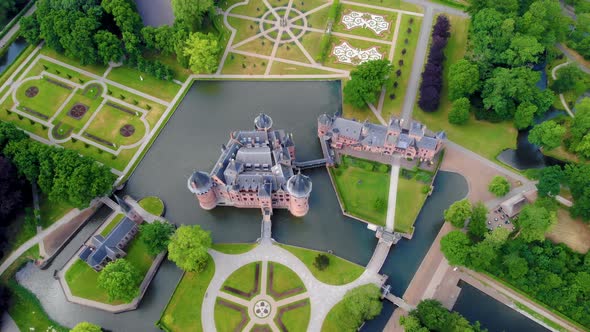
202;241;381;332
551;61;576;117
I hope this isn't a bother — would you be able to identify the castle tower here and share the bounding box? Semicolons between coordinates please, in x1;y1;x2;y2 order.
286;172;312;217
187;171;217;210
317;113;332;137
254;113;273;131
115;194;143;223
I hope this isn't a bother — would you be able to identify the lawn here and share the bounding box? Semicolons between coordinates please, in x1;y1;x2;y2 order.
64;235;154;304
300;31;324;61
279;244;364;285
230;0;267;17
411;15;518;162
214;299;248;332
306;6;331;29
106;66;181;102
100;214;125;237
15;78;72;119
234;36;275;57
60;139;139;172
277;300;311;331
40;47;107;76
51;90;104;134
270;61;339;75
382;14;423;119
346;0;423;12
330;156;390;226
39;196;74;228
83;104;147;147
395;175;428;234
36;58;95;84
0;106;49;139
546;208;590;254
138;196;165;216
227;16;262;45
268;262;306;300
221;53;268;75
157;255;215;332
212;242;257;254
222;261;261;299
275;42;311;64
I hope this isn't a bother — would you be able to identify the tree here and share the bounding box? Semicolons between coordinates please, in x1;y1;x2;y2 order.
70;322;102;332
488;176;510;197
503;254;529;279
418;16;451;112
515;204;557;242
569;98;590;150
0;121;28;150
502;35;544;66
168;225;212;272
536;165;562;197
440;230;471;265
513;102;537;129
411;299;477;332
343;60;392;108
483;227;511;247
0;156;26;221
183;32;221;74
571;187;590;221
519;0;568;48
468;202;488;239
528;120;566;150
444;199;472;228
139;221;175;256
469;240;498;270
335;284;383;330
171;0;215;30
399;315;429;332
448;59;480;100
551;64;586;94
102;0;143;56
94;30;123;65
97;259;141;302
20;15;41;45
313;253;330;271
448;97;470;125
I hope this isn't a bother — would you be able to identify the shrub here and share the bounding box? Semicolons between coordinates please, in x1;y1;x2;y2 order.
314;254;330;270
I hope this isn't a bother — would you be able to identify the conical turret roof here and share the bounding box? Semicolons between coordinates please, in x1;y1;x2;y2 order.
254;113;273;131
188;171;213;194
286;172;312;198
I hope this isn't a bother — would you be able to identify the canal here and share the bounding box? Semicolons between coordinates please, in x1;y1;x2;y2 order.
15;80;541;331
0;38;27;75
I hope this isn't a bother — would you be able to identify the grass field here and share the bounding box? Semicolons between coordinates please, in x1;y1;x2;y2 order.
222;53;268;74
321;284;381;331
278;300;311;331
411;15;518;162
64;236;154;304
40;47;107;76
138;196;165;216
212;243;257;254
84;104;147;147
279;244;364;285
52;91;104;134
395;176;428;233
39;197;73;228
214;299;248;332
268;262;306;299
222;261;261;299
106;66;181;102
330;156;390;226
158;255;215;332
15;78;72;118
546;208;590;254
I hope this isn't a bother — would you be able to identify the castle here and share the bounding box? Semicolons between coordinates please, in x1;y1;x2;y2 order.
188;114;312;218
318;114;445;162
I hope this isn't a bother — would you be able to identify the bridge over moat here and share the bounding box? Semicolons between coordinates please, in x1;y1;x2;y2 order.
293;158;327;170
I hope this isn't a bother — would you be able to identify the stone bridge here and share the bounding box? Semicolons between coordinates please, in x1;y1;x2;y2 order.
293;158;327;170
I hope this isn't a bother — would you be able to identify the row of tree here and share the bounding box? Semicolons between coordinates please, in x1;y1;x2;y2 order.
417;15;450;112
448;0;566;125
400;299;485;331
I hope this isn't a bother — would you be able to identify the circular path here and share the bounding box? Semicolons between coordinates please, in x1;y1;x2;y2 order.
258;6;308;44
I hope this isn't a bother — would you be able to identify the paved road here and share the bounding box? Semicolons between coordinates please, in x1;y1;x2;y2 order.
0;4;36;49
551;61;576;117
385;157;401;231
400;5;434;126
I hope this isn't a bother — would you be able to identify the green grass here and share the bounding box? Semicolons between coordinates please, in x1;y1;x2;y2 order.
300;31;324;60
268;262;306;300
227;16;262;44
221;53;268;75
212;243;257;254
279;244;364;285
84;104;147;147
230;0;267;17
345;0;423;12
275;42;311;64
395;176;428;233
15;78;72;118
64;235;154;304
330;156;390;226
60;139;139;172
0;107;50;139
214;299;248;332
158;255;215;332
514;301;568;332
412;15;517;162
138;196;165;216
222;261;261;299
106;66;181;102
52;90;104;134
306;6;331;29
36;58;94;83
39;197;73;228
278;300;311;331
234;36;275;56
0;209;37;266
270;61;340;75
100;214;125;237
143;50;192;82
40;47;107;76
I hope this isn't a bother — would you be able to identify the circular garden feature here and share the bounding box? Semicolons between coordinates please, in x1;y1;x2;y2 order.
138;196;165;216
25;86;39;98
119;124;136;137
67;103;88;119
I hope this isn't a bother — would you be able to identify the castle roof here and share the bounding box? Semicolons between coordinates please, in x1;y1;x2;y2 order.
331;117;363;140
115;194;131;213
361;123;387;147
254;113;273;130
81;217;137;268
416;136;438;150
318;113;332;126
286;173;312;198
189;171;213;194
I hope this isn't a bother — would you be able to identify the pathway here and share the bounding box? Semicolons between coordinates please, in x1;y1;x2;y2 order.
551;61;576;117
385;156;401;231
0;4;36;49
557;44;590;75
202;241;382;332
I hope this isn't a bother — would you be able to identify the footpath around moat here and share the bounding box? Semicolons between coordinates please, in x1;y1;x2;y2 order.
1;0;585;331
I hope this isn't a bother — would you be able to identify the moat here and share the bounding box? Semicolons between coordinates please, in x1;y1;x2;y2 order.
15;80;544;331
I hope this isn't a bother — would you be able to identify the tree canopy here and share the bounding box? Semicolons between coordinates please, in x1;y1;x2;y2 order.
70;322;102;332
536;165;562;197
448;59;480;101
139;221;175;256
441;230;471;266
515;203;557;242
418;15;451;112
0;156;26;221
97;259;141;302
168;225;212;272
404;299;484;332
334;284;383;331
171;0;215;31
528;120;566;150
183;32;221;74
444;199;472;228
488;176;510;197
343;60;392;108
468;202;488;240
448;97;470;125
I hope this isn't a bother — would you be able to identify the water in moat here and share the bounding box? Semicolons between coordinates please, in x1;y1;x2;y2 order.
16;81;532;331
0;38;27;75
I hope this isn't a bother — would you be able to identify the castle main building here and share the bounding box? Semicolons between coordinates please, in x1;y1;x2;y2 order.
188;114;312;218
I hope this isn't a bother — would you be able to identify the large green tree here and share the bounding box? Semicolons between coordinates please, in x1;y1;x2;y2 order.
503;254;529;279
183;32;221;74
410;299;479;331
343;60;392;108
448;97;470;125
440;230;471;265
444;199;472;228
94;30;123;65
171;0;214;30
569;98;590;154
19;15;41;44
97;259;141;302
551;64;586;94
334;284;383;330
139;221;175;256
513;102;537;129
537;165;563;197
528;120;566;150
468;202;489;239
502;35;544;66
448;59;480;100
168;225;212;272
488;176;510;197
70;322;102;332
515;204;557;242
